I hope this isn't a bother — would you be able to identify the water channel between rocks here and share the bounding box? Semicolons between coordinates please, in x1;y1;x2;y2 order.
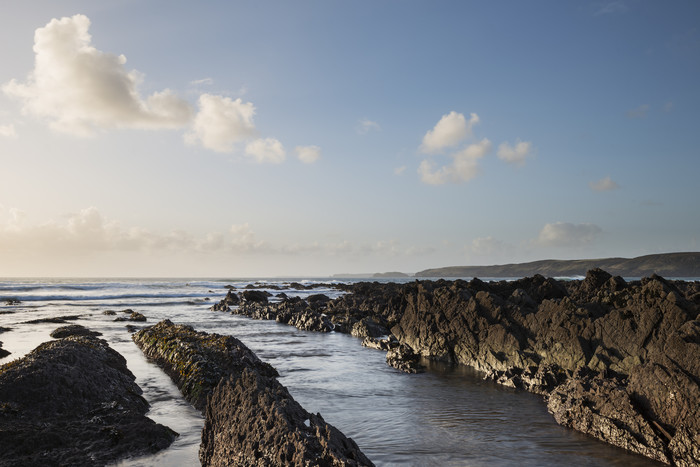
0;279;663;466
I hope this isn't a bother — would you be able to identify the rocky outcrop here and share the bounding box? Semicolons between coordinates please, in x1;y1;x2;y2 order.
215;270;696;465
50;324;102;338
200;370;374;466
236;297;334;333
385;270;700;464
0;343;8;359
0;336;176;466
133;320;277;412
133;320;374;466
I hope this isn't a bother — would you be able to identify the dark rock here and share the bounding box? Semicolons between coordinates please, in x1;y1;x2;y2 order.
133;320;277;412
0;336;176;466
307;293;330;309
362;335;399;351
114;311;147;322
0;326;11;334
200;370;375;467
0;343;8;359
548;368;669;464
386;344;424;374
242;290;269;303
50;324;102;339
4;299;21;305
23;314;82;324
351;317;388;339
102;310;117;315
132;320;374;466
317;270;699;465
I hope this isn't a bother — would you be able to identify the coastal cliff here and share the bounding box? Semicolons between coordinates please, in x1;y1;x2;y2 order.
213;269;700;465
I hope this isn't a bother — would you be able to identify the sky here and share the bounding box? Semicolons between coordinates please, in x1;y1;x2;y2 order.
0;1;699;277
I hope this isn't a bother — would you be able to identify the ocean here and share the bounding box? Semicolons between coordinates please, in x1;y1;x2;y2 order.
0;278;662;466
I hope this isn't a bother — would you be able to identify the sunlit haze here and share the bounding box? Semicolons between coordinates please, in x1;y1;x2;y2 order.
1;1;698;277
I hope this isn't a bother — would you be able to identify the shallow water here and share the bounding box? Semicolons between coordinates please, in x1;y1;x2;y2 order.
0;279;662;466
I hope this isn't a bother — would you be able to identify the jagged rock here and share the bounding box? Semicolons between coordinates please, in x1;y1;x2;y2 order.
0;336;176;466
4;299;21;305
211;290;240;312
0;343;8;359
351;317;388;339
242;290;269;303
132;320;374;466
547;368;669;464
386;344;424;374
102;310;117;315
50;324;102;338
114;311;147;322
133;320;278;412
200;370;374;467
362;335;399;351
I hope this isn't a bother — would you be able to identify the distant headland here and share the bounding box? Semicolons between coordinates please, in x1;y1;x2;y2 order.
414;252;700;278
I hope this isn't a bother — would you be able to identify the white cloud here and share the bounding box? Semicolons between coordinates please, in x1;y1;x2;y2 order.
626;104;650;119
536;222;602;247
357;118;381;135
0;124;17;138
295;145;321;164
595;1;629;16
589;176;620;192
418;138;491;185
245;138;286;164
420;111;479;154
191;78;213;86
497;139;533;166
2;14;193;136
185;94;257;153
394;165;407;176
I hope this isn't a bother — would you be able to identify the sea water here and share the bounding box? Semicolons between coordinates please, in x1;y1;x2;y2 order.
0;278;662;466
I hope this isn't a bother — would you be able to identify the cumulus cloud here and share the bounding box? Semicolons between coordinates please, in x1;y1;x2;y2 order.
2;14;193;136
497;139;533;166
0;124;17;138
590;176;620;192
418;138;491;185
357;118;381;135
295;145;321;164
536;222;602;247
245;138;286;164
420;111;479;154
626;104;650;119
185;94;257;153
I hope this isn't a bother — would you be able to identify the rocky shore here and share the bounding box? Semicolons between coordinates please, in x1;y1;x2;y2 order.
134;320;374;466
0;333;176;466
212;269;700;466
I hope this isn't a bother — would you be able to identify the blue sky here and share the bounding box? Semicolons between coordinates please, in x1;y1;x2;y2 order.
0;1;698;277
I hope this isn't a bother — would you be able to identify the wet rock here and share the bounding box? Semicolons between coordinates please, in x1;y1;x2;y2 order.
50;324;102;338
210;290;240;312
4;299;21;305
318;270;699;465
362;335;399;351
133;320;278;412
0;326;11;334
547;368;669;464
238;297;334;333
102;310;117;315
386;344;424;374
351;317;388;339
0;343;8;359
200;369;375;467
114;311;147;322
242;290;269;303
307;293;330;309
0;336;176;466
23;314;82;324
